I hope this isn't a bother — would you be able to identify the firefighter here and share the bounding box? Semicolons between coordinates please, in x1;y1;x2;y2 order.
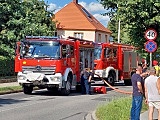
80;68;92;95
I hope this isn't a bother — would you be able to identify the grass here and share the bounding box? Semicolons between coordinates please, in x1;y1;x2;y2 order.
96;97;148;120
0;86;22;94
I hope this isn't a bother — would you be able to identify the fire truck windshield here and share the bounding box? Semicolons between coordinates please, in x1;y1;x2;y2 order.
94;47;102;60
21;41;60;59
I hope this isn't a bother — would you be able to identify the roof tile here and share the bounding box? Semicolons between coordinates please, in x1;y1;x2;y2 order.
53;2;111;33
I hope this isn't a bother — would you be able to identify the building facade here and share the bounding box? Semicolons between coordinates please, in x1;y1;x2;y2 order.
53;0;111;42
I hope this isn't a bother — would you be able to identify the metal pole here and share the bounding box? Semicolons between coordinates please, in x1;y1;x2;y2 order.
118;19;121;43
150;52;152;68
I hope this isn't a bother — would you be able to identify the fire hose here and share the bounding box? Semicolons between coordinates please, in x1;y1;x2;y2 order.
94;74;133;95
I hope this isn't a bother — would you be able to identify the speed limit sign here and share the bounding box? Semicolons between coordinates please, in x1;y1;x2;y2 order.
144;28;157;41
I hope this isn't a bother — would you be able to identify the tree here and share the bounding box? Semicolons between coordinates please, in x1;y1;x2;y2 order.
0;0;56;58
99;0;160;49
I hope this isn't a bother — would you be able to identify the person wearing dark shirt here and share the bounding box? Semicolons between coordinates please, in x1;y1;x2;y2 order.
80;68;92;95
130;65;144;120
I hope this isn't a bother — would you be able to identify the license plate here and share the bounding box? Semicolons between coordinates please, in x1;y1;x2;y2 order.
33;80;41;85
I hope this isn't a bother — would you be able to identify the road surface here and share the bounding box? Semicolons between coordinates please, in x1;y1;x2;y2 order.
0;82;132;120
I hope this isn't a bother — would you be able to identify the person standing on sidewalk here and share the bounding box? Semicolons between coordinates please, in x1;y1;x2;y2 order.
145;67;160;120
130;65;144;120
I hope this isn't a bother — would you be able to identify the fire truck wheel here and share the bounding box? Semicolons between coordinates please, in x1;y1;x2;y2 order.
61;75;72;96
23;85;33;94
107;74;115;86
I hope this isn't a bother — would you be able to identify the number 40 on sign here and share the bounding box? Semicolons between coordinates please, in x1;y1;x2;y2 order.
144;28;157;41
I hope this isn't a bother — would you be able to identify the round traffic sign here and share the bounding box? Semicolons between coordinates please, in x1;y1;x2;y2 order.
145;40;157;53
144;28;157;41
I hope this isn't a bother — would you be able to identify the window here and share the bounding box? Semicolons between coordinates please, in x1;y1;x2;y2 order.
74;32;83;39
70;46;74;56
94;47;102;60
105;35;108;42
98;34;101;42
113;48;117;57
104;48;112;58
62;45;67;58
62;45;74;58
81;8;91;18
53;31;57;37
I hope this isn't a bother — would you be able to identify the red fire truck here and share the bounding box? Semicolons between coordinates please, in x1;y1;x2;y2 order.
15;36;94;95
94;42;140;86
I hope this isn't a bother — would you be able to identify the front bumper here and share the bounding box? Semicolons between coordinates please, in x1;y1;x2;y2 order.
17;72;63;88
94;70;104;78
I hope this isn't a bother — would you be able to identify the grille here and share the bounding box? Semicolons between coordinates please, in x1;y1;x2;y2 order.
22;66;56;75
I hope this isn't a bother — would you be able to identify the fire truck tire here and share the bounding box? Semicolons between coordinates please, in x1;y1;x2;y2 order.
61;75;72;95
106;73;115;86
23;85;33;94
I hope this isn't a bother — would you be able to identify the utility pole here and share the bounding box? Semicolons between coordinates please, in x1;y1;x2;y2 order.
117;19;120;43
117;3;120;43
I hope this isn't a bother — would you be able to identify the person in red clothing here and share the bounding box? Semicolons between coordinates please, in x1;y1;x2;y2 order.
153;60;160;76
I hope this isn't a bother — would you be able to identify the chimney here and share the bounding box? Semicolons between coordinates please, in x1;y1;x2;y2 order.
73;0;78;4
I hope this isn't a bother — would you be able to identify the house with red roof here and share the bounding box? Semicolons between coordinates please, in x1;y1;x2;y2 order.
53;0;111;42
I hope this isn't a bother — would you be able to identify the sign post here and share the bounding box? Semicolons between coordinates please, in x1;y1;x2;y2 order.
149;53;152;68
144;28;157;68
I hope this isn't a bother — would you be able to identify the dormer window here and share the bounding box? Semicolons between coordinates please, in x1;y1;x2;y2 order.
81;8;91;18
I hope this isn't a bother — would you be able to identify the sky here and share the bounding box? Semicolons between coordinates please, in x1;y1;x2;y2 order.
44;0;110;27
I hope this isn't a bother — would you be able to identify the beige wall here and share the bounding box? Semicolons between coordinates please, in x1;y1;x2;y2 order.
57;29;110;42
95;31;110;43
57;30;95;41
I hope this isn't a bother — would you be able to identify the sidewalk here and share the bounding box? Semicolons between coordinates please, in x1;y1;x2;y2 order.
140;109;158;120
0;82;19;88
86;109;159;120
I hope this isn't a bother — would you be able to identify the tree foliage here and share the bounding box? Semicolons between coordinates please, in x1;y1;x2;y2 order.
0;0;56;58
99;0;160;51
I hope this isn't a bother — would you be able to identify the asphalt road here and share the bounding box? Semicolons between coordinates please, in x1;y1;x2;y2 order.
0;81;132;120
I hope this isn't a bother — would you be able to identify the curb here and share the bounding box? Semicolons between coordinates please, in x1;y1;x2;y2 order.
0;78;17;83
91;110;97;120
85;110;97;120
0;89;23;95
0;87;39;95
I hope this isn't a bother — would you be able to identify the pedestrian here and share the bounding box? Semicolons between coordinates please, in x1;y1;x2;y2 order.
144;67;160;120
80;71;85;94
142;64;148;73
80;68;92;95
130;65;144;120
153;60;160;76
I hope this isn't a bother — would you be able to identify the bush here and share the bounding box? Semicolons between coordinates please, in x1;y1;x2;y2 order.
0;56;15;76
96;97;148;120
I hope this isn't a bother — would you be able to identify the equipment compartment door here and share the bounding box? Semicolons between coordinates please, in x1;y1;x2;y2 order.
123;51;130;72
79;48;94;71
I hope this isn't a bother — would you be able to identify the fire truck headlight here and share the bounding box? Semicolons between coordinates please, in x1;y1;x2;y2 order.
18;75;26;80
50;77;61;82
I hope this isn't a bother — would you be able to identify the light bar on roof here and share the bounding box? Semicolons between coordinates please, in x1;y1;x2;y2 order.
25;36;58;39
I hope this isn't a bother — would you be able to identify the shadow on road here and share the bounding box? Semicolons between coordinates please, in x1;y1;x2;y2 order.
0;98;28;107
29;82;128;96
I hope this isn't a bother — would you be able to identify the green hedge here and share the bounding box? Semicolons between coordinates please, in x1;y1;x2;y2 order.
0;56;15;76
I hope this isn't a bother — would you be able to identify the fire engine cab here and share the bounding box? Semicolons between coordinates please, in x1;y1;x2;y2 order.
15;36;94;95
94;42;139;86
